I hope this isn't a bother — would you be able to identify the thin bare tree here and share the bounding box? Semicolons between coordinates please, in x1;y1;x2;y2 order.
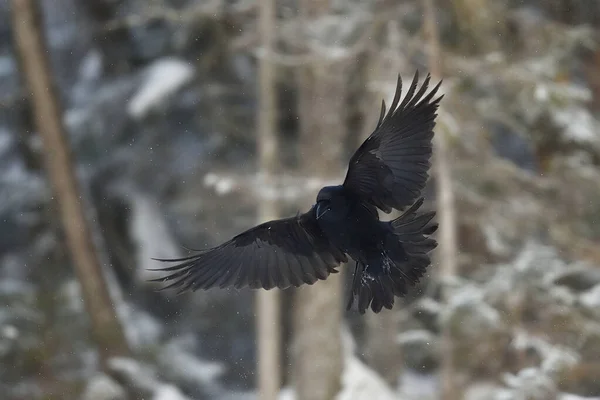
292;3;346;399
362;20;407;387
256;0;282;398
423;0;459;399
10;0;129;363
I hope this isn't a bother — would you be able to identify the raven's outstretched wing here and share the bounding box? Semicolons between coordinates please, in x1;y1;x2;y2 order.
343;71;443;213
150;208;347;292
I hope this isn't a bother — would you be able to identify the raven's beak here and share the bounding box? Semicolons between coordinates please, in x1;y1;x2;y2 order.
316;206;330;220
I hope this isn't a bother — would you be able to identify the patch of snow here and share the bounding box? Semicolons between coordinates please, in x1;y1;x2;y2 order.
152;384;191;400
416;297;443;314
560;394;600;400
128;58;195;119
204;172;219;186
281;326;398;400
340;324;357;355
442;284;502;333
482;223;511;257
216;177;236;195
336;356;397;400
554;107;598;144
203;173;236;195
81;374;127;400
547;285;577;307
0;56;16;78
118;302;164;350
512;242;566;279
157;336;226;389
129;191;182;282
0;277;36;298
79;49;103;82
397;329;435;345
464;382;510;400
218;391;257;400
511;329;579;378
0;128;12;155
0;324;19;356
1;325;18;340
278;387;294;400
579;284;600;318
58;279;86;314
502;367;557;400
398;370;438;400
107;357;160;394
540;346;579;377
534;84;549;102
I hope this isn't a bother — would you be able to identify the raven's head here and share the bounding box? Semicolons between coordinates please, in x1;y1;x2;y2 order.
316;185;342;202
315;185;343;220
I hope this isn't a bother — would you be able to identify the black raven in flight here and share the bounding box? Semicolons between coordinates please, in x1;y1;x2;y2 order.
151;71;442;313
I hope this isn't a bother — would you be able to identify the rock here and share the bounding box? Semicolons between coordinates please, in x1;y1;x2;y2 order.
81;374;127;400
552;269;600;292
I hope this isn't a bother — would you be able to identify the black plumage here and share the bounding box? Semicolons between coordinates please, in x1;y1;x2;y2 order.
151;71;443;313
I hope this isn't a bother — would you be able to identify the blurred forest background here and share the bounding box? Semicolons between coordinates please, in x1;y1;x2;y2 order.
2;0;600;399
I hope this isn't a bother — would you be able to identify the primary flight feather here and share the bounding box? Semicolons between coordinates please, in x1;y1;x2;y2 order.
151;71;443;313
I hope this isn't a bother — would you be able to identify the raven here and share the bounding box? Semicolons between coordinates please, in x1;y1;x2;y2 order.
151;71;442;314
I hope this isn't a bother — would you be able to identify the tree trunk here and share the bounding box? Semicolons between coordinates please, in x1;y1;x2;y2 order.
423;0;459;399
256;0;282;398
10;0;130;364
360;24;407;386
292;8;347;395
364;302;402;386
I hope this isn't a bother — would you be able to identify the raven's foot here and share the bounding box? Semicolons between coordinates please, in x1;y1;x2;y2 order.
381;252;394;274
360;272;376;286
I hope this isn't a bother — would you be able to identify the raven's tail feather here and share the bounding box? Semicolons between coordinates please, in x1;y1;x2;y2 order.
347;197;438;314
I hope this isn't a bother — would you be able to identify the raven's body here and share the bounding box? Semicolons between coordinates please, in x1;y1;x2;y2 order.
152;72;442;313
315;185;382;259
314;185;435;312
